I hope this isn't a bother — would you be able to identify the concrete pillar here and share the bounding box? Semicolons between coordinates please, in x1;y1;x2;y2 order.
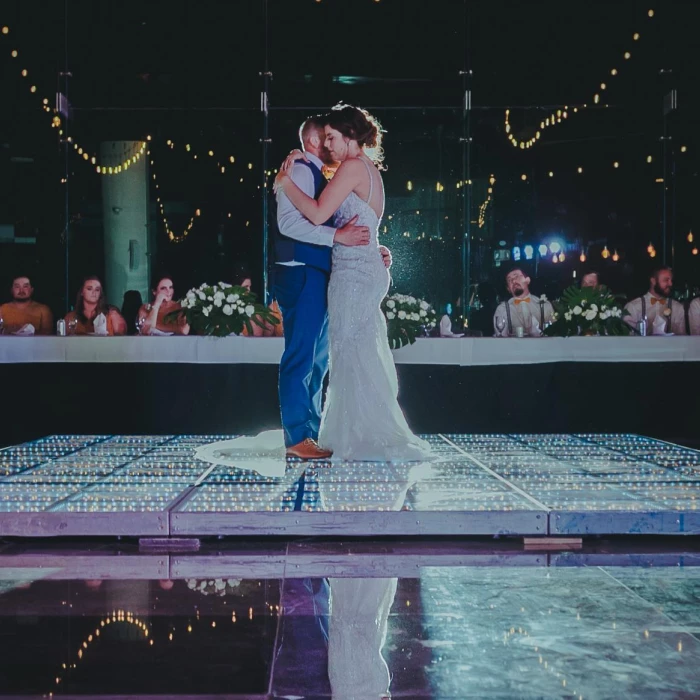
101;141;150;306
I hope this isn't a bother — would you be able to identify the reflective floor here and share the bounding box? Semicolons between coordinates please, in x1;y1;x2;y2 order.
1;541;700;698
2;433;700;537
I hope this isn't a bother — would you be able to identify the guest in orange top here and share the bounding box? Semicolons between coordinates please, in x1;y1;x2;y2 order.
64;276;127;336
136;276;190;335
237;271;283;337
0;275;54;335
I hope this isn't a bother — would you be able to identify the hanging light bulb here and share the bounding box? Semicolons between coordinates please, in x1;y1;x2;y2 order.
580;252;586;263
647;242;654;254
406;180;413;191
687;231;694;243
552;254;559;264
612;250;620;262
650;249;657;258
558;252;565;262
693;248;699;256
602;246;610;259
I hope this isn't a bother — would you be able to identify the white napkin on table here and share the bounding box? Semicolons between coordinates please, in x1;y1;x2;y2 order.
652;314;672;336
12;324;35;336
149;328;174;336
530;317;542;337
93;313;108;336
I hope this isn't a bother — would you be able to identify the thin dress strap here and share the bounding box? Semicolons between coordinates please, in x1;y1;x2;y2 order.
360;158;374;203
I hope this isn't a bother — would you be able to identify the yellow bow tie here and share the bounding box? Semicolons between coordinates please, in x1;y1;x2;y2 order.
321;165;336;181
650;297;667;305
514;297;531;305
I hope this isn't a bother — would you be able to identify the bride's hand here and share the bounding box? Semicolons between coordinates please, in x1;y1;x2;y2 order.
280;149;308;173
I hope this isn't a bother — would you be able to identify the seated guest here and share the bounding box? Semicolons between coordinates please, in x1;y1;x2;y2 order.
689;297;700;335
439;302;464;338
236;270;283;338
121;290;143;335
580;270;601;289
0;275;53;335
493;267;554;337
137;276;190;335
64;276;127;335
624;266;686;335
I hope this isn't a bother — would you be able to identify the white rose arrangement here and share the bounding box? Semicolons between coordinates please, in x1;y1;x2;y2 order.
171;282;279;337
381;293;437;348
186;578;242;597
545;284;629;337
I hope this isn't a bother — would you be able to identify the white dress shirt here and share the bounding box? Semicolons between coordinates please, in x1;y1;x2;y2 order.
688;297;700;335
493;294;554;337
276;152;336;266
624;293;687;335
439;314;464;338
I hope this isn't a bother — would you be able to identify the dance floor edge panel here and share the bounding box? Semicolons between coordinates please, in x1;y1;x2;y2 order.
0;432;699;538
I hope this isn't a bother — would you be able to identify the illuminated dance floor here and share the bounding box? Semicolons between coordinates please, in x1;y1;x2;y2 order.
0;433;698;539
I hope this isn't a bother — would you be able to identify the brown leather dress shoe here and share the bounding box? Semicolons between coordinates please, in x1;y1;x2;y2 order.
286;438;333;460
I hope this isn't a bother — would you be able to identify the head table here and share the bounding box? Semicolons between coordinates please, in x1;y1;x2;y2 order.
1;336;698;447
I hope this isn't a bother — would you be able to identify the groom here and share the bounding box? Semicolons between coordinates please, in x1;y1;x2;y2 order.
274;116;390;459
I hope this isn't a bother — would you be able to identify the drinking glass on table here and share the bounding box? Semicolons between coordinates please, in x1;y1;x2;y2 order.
494;316;506;337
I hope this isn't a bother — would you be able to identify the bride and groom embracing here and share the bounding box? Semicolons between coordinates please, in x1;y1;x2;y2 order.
199;104;430;466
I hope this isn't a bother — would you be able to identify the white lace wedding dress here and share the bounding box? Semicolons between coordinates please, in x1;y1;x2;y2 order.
196;159;431;470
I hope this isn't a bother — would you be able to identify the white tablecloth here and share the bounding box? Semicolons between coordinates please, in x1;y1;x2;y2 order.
1;336;699;365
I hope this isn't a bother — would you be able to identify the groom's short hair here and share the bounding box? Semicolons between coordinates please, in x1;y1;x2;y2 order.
299;115;326;147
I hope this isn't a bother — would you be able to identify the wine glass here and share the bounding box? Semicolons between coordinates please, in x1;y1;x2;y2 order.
67;318;78;336
136;316;146;335
0;313;4;335
494;317;506;337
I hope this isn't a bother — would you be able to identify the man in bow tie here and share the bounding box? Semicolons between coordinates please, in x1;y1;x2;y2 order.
624;266;687;335
493;267;554;337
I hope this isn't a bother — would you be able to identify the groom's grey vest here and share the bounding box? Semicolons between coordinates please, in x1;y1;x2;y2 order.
273;160;334;274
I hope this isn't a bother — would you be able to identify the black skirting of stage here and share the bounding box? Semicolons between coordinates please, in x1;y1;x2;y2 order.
5;361;700;447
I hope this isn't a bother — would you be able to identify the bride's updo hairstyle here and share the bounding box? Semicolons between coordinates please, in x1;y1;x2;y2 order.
325;103;386;170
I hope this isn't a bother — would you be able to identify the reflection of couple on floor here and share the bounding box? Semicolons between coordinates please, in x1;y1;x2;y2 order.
274;461;431;699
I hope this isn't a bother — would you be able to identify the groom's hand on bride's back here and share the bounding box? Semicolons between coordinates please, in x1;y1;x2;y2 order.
334;215;370;247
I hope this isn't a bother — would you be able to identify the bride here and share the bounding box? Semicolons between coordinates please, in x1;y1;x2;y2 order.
196;104;430;467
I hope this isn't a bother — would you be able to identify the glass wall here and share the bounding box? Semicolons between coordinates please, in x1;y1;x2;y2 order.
1;0;697;331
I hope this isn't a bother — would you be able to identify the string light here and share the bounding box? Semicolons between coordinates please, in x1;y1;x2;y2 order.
94;141;147;175
693;248;698;256
602;246;610;259
478;174;496;228
687;231;694;243
558;252;565;262
150;150;202;243
577;167;583;174
680;146;688;153
612;250;620;262
503;9;655;150
580;251;587;263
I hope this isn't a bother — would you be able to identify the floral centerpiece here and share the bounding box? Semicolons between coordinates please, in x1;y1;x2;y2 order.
544;285;630;337
186;578;242;596
381;293;437;348
169;283;279;337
